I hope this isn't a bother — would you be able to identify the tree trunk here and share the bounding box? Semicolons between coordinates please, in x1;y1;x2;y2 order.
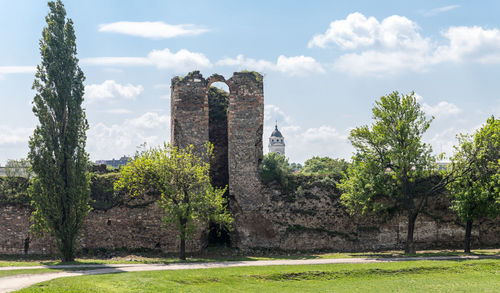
180;238;186;260
61;237;75;262
405;212;417;254
464;220;473;253
179;217;187;260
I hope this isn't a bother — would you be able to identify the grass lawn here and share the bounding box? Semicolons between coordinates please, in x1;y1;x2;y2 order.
1;248;498;267
17;259;500;292
0;268;101;278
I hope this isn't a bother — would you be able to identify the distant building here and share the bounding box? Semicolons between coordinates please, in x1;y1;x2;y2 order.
95;156;131;168
0;167;6;177
268;123;285;155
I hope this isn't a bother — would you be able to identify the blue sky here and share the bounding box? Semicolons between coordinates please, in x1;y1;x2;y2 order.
0;0;499;164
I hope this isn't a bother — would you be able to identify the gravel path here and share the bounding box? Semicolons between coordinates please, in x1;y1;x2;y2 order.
1;255;497;292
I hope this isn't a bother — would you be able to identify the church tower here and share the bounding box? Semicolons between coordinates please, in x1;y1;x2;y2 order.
268;122;285;155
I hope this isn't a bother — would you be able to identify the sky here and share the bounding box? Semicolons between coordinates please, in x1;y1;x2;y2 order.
0;0;499;165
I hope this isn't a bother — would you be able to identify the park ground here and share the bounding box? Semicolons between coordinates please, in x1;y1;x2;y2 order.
0;248;499;292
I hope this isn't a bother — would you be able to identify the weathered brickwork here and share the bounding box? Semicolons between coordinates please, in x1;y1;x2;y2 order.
171;71;210;155
0;204;202;254
171;71;265;248
246;182;500;251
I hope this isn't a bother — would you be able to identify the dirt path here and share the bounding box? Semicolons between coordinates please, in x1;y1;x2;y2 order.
1;255;498;292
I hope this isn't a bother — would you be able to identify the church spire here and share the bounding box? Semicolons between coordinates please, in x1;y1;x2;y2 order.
269;121;285;155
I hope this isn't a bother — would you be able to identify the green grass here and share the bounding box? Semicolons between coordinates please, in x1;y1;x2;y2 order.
0;268;101;278
17;259;500;292
1;248;498;267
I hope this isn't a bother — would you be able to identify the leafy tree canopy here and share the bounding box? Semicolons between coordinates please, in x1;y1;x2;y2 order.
301;156;349;177
448;116;500;252
261;152;293;190
116;143;232;260
339;91;442;254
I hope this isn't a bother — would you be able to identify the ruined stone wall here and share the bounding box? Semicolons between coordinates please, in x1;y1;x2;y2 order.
2;182;499;254
171;71;209;154
225;72;265;248
237;178;500;251
0;203;202;255
171;71;265;248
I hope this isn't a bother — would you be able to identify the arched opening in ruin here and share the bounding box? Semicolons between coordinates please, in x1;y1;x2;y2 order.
207;81;231;247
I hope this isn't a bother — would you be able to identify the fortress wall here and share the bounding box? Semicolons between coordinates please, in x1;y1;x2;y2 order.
236;181;500;251
0;203;203;255
225;72;266;248
2;183;498;254
170;71;209;154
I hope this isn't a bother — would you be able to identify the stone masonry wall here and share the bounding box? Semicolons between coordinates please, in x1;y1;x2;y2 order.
171;71;209;154
0;203;202;255
225;72;265;248
171;71;265;248
237;179;500;251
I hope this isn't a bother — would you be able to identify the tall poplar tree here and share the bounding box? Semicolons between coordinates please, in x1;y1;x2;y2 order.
28;0;90;262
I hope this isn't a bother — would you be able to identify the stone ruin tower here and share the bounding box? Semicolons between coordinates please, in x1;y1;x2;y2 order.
170;71;268;248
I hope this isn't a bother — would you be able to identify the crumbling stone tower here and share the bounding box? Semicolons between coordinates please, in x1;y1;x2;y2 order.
170;71;266;248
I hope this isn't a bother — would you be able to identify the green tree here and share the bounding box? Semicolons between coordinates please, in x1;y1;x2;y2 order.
448;116;500;253
301;156;349;177
5;158;32;179
261;152;293;190
339;91;447;254
116;143;232;260
28;0;90;262
0;159;31;206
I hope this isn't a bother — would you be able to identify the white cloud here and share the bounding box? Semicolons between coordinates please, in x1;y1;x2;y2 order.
433;26;500;64
98;21;209;39
308;12;379;49
82;48;212;72
216;55;274;71
85;80;143;103
88;112;170;160
216;54;324;76
0;66;36;79
148;48;212;71
415;94;462;117
421;5;460;17
275;55;325;75
302;125;346;142
334;50;430;75
423;101;462;117
0;66;36;74
425;127;458;156
264;104;292;124
311;12;500;75
0;125;33;145
101;108;132;114
129;112;170;128
308;12;429;51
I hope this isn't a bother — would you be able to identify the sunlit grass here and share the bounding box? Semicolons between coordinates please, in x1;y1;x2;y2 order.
1;248;498;267
18;259;500;292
